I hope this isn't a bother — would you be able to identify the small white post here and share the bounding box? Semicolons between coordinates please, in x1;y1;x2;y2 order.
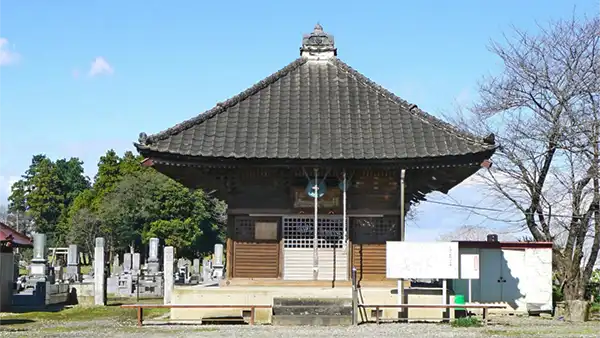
164;246;174;304
94;237;106;306
397;279;404;317
468;279;472;303
442;279;448;318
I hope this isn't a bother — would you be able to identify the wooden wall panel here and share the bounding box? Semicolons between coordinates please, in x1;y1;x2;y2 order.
231;215;281;278
352;244;388;281
233;242;279;278
350;216;399;281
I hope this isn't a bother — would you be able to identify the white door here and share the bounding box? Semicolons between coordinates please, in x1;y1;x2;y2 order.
479;249;502;302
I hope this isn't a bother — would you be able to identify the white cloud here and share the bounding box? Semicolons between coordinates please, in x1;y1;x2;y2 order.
88;57;113;77
0;38;20;66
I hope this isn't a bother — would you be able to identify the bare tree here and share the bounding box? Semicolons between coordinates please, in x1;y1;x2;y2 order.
453;16;600;300
437;225;517;242
67;208;101;258
0;205;7;222
0;205;34;234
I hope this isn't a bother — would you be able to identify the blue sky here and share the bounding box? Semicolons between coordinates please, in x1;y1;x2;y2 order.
0;0;597;240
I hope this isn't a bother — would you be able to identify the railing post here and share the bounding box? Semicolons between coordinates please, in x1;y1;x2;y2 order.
351;266;358;325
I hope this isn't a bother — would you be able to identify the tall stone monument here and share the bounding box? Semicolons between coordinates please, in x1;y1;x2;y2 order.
94;237;106;306
163;246;174;304
212;243;224;279
123;253;132;273
192;258;200;276
30;233;48;282
112;255;121;276
132;253;141;274
147;237;160;274
66;244;80;281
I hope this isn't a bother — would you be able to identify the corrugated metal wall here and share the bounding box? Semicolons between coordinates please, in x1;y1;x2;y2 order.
318;248;348;281
524;248;552;310
283;248;313;280
282;248;349;280
0;252;15;310
233;242;279;278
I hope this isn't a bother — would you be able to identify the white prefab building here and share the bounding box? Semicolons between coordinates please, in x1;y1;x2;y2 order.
453;241;553;314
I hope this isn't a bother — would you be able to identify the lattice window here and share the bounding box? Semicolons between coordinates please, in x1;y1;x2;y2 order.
283;216;347;249
352;217;398;244
317;218;345;249
234;217;255;241
234;217;280;241
283;217;314;248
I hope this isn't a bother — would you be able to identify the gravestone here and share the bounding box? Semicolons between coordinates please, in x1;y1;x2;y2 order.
192;258;200;275
94;237;106;306
212;243;224;279
147;238;160;273
202;258;212;282
123;253;132;273
177;258;187;269
112;255;121;276
66;244;80;281
30;233;48;282
54;265;64;282
214;244;224;268
132;253;141;273
164;246;174;304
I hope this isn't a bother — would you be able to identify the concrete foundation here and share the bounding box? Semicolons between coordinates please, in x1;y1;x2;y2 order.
169;284;461;324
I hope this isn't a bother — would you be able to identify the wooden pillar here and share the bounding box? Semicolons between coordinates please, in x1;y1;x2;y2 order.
226;215;234;279
313;168;319;281
399;169;406;241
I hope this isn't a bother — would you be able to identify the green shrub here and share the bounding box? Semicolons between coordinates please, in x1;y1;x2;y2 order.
553;283;564;303
451;316;482;328
590;303;600;314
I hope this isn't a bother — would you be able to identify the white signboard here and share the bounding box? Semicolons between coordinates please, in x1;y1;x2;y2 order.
386;241;459;279
460;254;480;280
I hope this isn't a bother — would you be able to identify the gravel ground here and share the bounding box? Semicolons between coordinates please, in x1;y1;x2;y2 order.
1;315;599;337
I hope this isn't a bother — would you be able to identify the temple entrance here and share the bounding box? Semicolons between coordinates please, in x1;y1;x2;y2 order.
282;215;349;281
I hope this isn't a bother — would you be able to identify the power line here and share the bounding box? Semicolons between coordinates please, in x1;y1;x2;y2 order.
425;199;504;213
423;198;594;220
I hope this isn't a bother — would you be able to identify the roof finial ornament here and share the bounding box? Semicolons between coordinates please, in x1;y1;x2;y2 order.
300;23;337;59
138;132;149;144
314;23;323;32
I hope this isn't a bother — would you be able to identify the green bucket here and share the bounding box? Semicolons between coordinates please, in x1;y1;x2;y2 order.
454;294;466;311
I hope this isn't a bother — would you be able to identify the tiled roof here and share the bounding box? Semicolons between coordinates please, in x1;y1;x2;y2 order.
0;222;33;247
136;30;495;162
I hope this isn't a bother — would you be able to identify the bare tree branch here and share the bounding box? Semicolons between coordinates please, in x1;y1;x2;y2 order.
448;16;600;300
